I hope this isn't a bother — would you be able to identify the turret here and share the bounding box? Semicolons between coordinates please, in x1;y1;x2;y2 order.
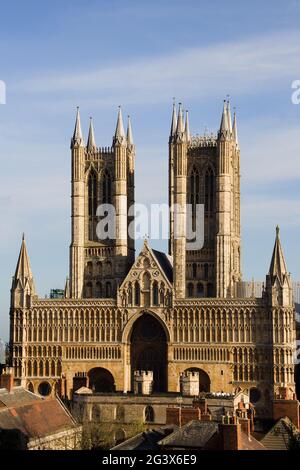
127;115;135;265
185;110;191;143
216;100;233;297
71;106;84;149
70;107;85;298
226;99;232;135
113;107;128;282
64;277;70;299
232;110;239;148
265;226;293;306
173;103;187;298
87;117;97;150
11;234;35;308
168;101;177;255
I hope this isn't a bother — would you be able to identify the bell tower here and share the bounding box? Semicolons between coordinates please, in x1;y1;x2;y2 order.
169;99;241;298
69;107;135;299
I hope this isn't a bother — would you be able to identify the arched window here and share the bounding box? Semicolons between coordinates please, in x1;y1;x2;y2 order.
142;272;151;306
92;405;101;422
86;282;92;298
187;283;193;297
207;283;214;297
116;405;125;422
33;360;37;377
87;261;93;276
204;263;209;280
205;167;214;213
88;169;98;241
95;282;102;298
144;405;155;423
88;170;97;217
106;282;112;298
190;167;200;232
134;281;140;306
96;261;102;275
197;282;204;298
105;261;112;276
192;263;197;279
152;281;159;306
102;170;112;204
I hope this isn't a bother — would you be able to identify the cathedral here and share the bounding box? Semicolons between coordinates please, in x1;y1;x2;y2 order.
9;100;296;418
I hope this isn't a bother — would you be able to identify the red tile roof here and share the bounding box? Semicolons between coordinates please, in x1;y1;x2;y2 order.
0;398;76;439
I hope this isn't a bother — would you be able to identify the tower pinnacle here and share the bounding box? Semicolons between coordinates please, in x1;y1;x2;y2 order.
127;115;134;146
175;102;185;136
226;98;232;134
232;109;239;146
185;110;190;142
219;100;230;137
269;225;289;282
71;107;84;148
113;106;126;145
87;117;97;150
170;100;177;139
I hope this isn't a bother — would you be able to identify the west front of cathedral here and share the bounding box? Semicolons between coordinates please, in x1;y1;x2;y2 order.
9;101;296;418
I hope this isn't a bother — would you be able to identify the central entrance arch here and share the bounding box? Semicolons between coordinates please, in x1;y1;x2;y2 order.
130;313;167;392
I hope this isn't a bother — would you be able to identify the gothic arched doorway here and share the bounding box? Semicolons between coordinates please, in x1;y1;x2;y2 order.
130;313;167;392
88;367;115;393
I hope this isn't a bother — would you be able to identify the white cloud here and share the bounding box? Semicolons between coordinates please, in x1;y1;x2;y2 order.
14;30;300;105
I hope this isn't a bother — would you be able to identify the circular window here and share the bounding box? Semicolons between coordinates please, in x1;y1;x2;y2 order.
38;381;51;396
250;387;261;403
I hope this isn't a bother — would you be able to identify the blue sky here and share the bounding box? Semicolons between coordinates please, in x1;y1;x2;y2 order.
0;0;300;340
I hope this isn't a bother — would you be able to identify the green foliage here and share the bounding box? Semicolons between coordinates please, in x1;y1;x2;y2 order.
285;422;300;450
80;420;146;450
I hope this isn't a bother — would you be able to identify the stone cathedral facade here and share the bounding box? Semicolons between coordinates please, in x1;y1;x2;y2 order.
9;101;296;418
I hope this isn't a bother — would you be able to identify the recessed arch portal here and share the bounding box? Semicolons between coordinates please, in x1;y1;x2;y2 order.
130;313;167;393
88;367;115;393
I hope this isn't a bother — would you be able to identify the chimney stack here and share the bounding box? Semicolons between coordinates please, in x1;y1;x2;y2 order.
219;416;242;450
0;367;14;393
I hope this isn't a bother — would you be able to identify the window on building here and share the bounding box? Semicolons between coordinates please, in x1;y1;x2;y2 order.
192;263;197;279
88;170;98;241
152;281;159;306
102;170;112;204
190;167;200;232
106;282;112;298
187;283;194;297
204;263;209;280
205;167;214;213
134;281;140;306
144;405;155;423
197;282;204;297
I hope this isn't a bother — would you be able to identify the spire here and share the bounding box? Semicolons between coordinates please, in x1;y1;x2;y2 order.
64;277;70;299
71;107;84;148
127;115;134;146
176;102;185;135
185;110;190;142
226;98;232;134
87;117;97;150
233;109;239;146
113;106;126;145
219;100;230;137
170;100;177;138
14;235;34;288
268;225;289;282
